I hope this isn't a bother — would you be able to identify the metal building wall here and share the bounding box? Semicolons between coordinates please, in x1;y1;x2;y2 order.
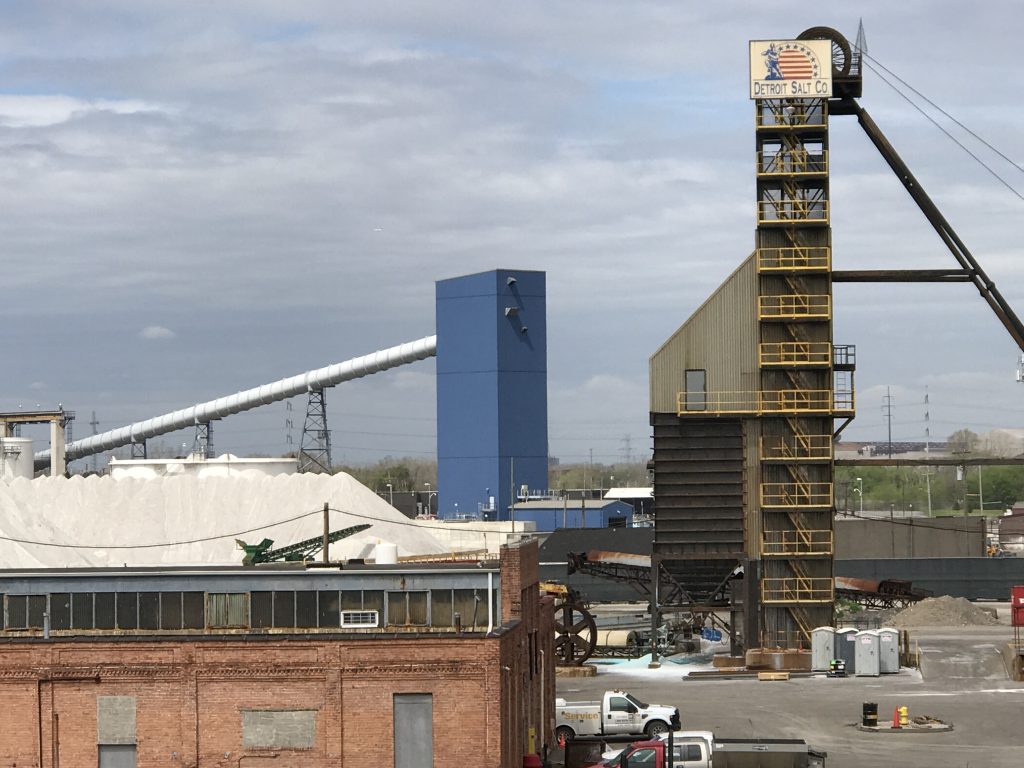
436;269;548;520
649;255;760;413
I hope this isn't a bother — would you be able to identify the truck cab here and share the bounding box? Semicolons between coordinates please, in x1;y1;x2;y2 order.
587;737;711;768
556;690;681;742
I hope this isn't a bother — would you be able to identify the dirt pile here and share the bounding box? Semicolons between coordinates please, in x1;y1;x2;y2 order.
889;595;1000;628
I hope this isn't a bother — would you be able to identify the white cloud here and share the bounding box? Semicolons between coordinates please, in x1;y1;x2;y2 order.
0;95;166;128
139;326;176;340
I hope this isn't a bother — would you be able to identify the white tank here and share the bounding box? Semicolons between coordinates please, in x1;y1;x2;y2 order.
375;541;399;564
0;437;34;480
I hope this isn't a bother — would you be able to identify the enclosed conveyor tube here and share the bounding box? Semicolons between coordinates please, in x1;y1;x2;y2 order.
36;335;437;464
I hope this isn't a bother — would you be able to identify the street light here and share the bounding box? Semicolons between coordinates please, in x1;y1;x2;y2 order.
424;482;436;515
386;483;393;506
854;477;863;514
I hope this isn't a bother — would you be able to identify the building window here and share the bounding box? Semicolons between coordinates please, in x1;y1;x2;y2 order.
207;593;247;628
394;694;433;768
684;369;707;411
160;592;183;630
430;590;453;627
5;595;45;630
296;591;317;628
273;591;296;628
116;593;138;630
95;592;116;629
386;591;429;627
138;592;160;630
50;593;72;630
251;591;273;628
318;590;340;627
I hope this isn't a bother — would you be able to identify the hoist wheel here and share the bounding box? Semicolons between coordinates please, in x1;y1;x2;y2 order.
553;596;597;665
798;26;852;77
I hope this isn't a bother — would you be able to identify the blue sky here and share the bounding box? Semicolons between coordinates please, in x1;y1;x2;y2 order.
3;2;1024;468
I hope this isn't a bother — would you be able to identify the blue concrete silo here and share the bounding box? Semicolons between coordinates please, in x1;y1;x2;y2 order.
436;269;548;520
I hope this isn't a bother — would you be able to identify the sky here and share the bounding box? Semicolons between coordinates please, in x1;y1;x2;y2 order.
3;1;1024;470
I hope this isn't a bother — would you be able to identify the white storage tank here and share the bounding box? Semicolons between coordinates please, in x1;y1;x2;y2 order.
374;541;399;564
878;627;900;673
811;626;835;671
855;629;880;677
0;437;34;481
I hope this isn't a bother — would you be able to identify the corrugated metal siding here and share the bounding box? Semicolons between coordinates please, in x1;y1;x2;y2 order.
650;254;759;413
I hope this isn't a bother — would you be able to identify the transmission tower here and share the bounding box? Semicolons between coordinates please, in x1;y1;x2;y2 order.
90;411;100;473
298;389;332;473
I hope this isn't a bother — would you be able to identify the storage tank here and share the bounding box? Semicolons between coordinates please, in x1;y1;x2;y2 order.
0;438;33;480
835;628;857;674
855;630;880;677
878;627;900;673
375;541;399;564
811;626;835;671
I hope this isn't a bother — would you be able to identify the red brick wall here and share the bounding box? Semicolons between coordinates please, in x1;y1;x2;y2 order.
0;544;556;767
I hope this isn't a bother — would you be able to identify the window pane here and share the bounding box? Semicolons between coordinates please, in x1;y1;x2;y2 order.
386;592;407;625
609;697;629;712
95;593;116;629
407;592;428;626
117;593;138;630
51;593;71;631
363;590;384;616
251;592;273;628
273;591;295;628
28;595;46;628
684;369;707;411
339;590;362;612
161;593;183;630
71;593;94;630
318;591;340;628
430;590;453;628
183;592;205;629
139;592;160;630
7;595;26;628
295;591;317;628
453;590;480;630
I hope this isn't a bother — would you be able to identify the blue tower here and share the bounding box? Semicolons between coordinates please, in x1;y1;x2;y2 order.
436;269;548;520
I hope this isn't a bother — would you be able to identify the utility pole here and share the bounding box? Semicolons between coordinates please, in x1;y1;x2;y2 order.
89;411;100;473
882;387;893;458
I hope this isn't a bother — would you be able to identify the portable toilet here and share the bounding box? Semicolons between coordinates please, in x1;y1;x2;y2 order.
811;627;835;671
855;630;880;677
836;628;857;675
878;627;900;673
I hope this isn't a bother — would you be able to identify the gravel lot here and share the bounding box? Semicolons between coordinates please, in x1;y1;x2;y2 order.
556;617;1024;768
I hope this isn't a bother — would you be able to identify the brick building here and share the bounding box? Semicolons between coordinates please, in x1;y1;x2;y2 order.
0;540;553;767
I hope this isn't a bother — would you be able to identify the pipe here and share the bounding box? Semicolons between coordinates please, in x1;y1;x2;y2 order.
36;335;437;464
486;571;494;634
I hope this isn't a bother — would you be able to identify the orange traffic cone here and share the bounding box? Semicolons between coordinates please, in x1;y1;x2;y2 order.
891;706;901;729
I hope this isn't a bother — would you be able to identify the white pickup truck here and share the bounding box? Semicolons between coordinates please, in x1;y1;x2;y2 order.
555;690;681;742
587;731;827;768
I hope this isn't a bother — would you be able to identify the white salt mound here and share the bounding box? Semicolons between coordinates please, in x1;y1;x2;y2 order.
889;595;1000;628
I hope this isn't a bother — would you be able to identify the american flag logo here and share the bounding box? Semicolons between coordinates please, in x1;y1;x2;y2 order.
779;49;814;79
763;42;822;80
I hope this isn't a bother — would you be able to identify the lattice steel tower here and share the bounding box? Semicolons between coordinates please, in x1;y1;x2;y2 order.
754;28;859;647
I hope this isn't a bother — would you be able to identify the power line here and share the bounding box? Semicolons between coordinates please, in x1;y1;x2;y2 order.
862;57;1024;203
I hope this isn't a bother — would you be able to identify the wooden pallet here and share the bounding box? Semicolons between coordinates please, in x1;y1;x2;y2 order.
756;671;790;682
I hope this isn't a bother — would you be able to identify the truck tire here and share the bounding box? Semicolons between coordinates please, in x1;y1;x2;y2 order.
644;720;669;739
555;725;575;745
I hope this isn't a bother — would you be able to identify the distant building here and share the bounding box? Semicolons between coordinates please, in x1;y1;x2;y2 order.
603;486;653;517
509;498;633;531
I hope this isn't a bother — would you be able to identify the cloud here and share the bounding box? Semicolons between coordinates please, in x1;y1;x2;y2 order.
139;326;176;340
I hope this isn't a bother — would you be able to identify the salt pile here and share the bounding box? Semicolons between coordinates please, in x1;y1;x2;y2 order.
889;595;1000;627
0;472;446;567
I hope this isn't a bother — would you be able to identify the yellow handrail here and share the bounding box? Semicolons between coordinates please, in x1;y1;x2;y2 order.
761;529;833;556
756;246;831;272
757;199;829;224
756;149;828;176
677;390;853;416
760;482;833;508
759;294;832;319
761;577;834;604
759;341;832;366
760;434;833;460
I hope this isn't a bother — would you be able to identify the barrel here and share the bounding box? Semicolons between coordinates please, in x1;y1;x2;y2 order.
862;702;878;727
